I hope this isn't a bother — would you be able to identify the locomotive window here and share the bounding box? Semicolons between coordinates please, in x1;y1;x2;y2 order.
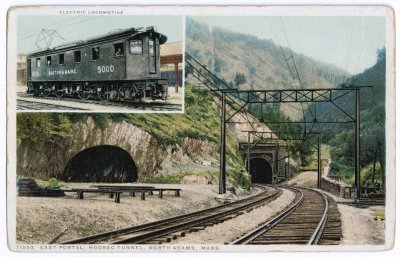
74;51;81;63
149;39;155;56
59;54;64;65
46;56;51;66
92;47;100;60
36;58;41;68
130;40;142;54
114;43;124;56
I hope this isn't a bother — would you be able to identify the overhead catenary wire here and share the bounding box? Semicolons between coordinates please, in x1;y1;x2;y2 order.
342;17;356;83
278;17;324;160
17;16;103;42
352;17;371;77
267;17;316;122
190;18;331;165
17;16;85;40
266;17;317;158
279;17;316;121
208;27;259;132
248;121;317;162
185;56;258;132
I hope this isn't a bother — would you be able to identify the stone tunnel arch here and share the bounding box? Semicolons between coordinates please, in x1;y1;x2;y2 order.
249;157;273;184
63;145;138;182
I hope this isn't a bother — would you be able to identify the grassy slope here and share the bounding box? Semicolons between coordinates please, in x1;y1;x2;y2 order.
17;85;250;188
186;18;347;120
110;85;250;188
120;85;220;146
186;18;345;90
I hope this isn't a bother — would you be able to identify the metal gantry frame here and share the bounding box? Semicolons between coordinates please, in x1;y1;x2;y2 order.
241;131;322;188
217;87;367;198
185;53;369;198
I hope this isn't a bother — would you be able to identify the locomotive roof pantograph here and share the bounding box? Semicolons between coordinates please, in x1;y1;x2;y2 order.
28;27;168;57
25;26;172;104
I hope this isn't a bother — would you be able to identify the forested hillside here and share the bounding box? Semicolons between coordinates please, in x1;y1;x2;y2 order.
319;49;386;186
186;18;386;179
17;86;251;188
186;18;347;92
186;18;349;165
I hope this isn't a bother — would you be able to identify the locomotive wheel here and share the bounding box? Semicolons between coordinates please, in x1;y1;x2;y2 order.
97;93;108;101
55;90;64;99
162;92;168;101
108;90;118;101
40;88;51;97
133;92;144;102
78;91;90;100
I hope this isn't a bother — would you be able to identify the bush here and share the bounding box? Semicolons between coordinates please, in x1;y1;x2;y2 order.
36;178;63;188
145;170;251;190
360;162;383;186
145;173;187;184
227;169;251;190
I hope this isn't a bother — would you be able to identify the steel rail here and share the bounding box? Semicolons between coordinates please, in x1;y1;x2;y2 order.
60;185;279;244
108;186;282;244
307;191;329;245
17;94;182;110
231;187;330;245
106;185;281;244
231;187;304;245
16;99;86;110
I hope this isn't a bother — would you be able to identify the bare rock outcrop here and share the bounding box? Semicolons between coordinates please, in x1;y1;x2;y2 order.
17;117;218;181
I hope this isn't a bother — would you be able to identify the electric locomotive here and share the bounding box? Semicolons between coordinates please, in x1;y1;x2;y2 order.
26;27;169;101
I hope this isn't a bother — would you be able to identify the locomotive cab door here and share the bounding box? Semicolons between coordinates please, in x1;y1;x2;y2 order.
148;38;156;74
27;59;31;80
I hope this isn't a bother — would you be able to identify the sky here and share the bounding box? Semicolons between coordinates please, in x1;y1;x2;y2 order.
17;15;183;54
17;15;385;75
192;16;386;75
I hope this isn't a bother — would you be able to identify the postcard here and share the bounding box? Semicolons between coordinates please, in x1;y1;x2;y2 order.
6;5;396;253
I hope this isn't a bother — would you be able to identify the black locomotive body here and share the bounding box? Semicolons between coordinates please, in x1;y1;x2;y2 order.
26;27;169;101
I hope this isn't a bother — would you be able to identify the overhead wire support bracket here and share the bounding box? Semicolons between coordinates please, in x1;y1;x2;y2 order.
229;87;370;104
185;52;371;197
242;131;322;188
228;121;354;124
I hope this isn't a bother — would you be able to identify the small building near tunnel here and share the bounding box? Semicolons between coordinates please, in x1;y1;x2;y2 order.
239;143;293;184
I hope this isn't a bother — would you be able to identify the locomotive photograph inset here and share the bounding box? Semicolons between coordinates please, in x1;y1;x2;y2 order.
16;15;183;112
28;27;168;101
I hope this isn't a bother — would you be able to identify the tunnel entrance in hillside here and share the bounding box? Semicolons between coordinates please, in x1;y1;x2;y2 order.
63;145;138;182
249;158;273;184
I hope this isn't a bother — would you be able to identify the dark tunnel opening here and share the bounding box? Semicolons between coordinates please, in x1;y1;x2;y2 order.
63;145;138;183
249;158;273;184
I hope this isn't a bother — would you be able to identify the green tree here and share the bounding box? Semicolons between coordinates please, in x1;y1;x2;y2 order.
17;113;54;146
17;113;75;147
326;48;386;185
234;73;246;87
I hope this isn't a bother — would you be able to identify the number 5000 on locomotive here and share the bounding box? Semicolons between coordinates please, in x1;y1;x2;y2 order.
26;27;169;101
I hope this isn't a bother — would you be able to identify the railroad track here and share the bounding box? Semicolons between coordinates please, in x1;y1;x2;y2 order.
60;185;282;244
16;99;86;111
17;93;182;111
232;187;342;245
337;197;385;208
